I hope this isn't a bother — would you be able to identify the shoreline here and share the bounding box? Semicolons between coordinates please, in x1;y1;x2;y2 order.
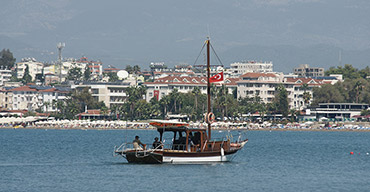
2;126;370;132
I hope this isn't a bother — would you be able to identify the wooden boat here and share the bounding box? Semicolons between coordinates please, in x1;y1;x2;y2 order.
114;39;248;163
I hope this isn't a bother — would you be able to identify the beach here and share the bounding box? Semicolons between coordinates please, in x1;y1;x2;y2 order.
2;119;369;132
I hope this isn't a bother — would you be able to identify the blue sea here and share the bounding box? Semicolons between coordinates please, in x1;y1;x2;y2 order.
1;129;369;192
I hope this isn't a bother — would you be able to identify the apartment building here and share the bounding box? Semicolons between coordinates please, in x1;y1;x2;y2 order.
294;64;324;77
7;86;41;111
0;86;70;112
237;72;333;110
284;77;327;110
0;67;12;86
71;81;132;108
230;61;273;75
144;76;239;102
16;58;43;81
38;87;70;112
236;72;292;104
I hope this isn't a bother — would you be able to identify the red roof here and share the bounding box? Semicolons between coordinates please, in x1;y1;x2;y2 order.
240;73;277;78
39;88;57;92
9;86;37;92
285;77;324;86
144;76;239;86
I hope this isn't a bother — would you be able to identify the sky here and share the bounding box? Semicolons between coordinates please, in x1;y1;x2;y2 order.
1;0;370;72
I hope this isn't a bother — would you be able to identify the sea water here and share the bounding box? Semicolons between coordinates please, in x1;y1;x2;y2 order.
1;129;369;192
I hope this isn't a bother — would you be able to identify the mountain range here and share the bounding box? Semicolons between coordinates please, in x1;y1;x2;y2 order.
1;0;370;73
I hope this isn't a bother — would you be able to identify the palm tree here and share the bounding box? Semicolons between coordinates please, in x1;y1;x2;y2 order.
100;106;109;119
353;80;363;103
125;86;147;120
159;95;170;119
302;83;311;107
192;86;201;112
169;89;180;113
43;101;50;113
132;65;141;74
289;109;297;122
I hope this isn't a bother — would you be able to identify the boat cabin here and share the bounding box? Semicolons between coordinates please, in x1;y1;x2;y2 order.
150;120;230;152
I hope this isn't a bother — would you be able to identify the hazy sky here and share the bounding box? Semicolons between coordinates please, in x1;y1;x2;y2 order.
1;0;370;72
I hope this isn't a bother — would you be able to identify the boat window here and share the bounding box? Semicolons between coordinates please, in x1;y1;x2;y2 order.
173;131;186;150
192;131;201;145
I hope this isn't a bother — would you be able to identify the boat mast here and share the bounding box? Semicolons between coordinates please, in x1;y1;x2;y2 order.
206;38;211;139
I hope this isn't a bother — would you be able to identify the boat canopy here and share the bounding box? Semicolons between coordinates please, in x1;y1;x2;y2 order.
150;120;207;133
150;120;188;130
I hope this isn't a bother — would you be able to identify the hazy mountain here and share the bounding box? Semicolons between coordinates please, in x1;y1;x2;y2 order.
1;0;370;72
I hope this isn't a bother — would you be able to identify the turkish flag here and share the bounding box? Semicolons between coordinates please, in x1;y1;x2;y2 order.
209;72;224;83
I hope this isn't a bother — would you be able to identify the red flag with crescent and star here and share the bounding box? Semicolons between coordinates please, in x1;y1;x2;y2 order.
209;72;224;83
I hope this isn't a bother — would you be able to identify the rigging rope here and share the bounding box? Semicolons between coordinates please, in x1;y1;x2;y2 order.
210;43;224;67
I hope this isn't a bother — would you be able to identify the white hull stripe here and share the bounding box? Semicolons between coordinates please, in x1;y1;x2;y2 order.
162;154;234;163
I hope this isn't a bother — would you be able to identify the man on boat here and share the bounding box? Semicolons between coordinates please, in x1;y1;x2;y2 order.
152;137;162;149
133;136;146;150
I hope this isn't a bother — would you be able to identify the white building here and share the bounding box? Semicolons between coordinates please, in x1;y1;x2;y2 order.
44;58;89;82
0;86;70;112
0;67;12;86
16;58;44;81
237;72;290;104
310;103;369;119
283;77;327;110
38;87;70;112
293;64;324;77
230;61;273;76
237;72;334;110
71;82;132;108
7;86;41;111
144;76;239;102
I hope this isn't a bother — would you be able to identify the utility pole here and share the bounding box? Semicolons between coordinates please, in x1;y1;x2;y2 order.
57;42;65;82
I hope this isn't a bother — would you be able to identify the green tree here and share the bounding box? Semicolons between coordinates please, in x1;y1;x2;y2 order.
169;88;181;113
0;49;16;69
83;65;91;81
191;87;202;119
325;64;361;79
125;65;133;74
10;67;19;81
312;84;346;105
22;65;32;84
149;97;161;118
359;66;370;79
67;67;82;81
125;86;147;120
105;72;119;82
302;83;311;106
35;67;45;84
159;95;171;118
132;65;141;74
274;84;289;117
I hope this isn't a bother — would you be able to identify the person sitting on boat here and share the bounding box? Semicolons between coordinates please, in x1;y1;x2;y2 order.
187;132;195;152
133;136;146;150
152;137;162;149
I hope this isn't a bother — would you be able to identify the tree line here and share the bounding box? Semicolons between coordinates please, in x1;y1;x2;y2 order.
313;64;370;105
48;84;291;121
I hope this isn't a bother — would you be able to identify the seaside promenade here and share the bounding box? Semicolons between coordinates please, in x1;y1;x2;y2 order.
1;119;369;132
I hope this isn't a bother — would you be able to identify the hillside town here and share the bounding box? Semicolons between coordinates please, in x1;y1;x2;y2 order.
0;47;369;130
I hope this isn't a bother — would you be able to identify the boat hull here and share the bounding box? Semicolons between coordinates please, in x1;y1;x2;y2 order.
117;149;240;164
162;150;238;163
124;151;163;164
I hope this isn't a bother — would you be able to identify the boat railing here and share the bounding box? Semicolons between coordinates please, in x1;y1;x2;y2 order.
114;142;165;154
162;143;187;151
